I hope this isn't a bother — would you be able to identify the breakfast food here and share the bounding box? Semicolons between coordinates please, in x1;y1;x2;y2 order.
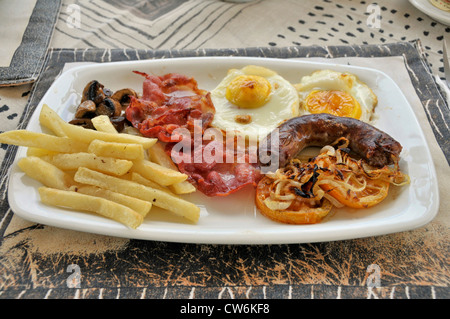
210;65;300;141
295;69;377;122
126;69;261;197
256;174;333;225
69;80;135;130
2;63;410;229
256;140;409;224
126;71;215;143
258;113;403;170
0;104;200;228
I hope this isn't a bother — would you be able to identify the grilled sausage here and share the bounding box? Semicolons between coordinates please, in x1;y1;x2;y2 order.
258;113;402;168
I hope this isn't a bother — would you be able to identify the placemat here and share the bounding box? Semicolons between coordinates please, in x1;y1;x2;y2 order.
0;0;61;87
51;0;450;82
0;41;448;300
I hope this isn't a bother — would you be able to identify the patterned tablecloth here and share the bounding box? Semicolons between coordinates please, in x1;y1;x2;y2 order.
0;0;448;302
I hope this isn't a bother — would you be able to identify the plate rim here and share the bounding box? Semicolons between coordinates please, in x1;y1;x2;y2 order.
7;56;440;244
409;0;450;25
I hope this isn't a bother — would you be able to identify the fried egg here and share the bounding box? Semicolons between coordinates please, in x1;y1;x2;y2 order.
210;65;300;141
295;69;377;123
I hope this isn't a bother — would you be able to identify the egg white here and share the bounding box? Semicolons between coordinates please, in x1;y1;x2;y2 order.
295;69;377;123
210;65;300;142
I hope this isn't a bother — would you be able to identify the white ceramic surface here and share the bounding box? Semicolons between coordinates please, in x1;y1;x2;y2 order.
409;0;450;25
8;57;439;244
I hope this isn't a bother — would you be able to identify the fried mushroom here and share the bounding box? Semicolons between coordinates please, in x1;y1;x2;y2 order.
74;100;96;118
96;97;122;117
68;118;95;129
111;88;138;108
81;80;105;105
71;80;135;131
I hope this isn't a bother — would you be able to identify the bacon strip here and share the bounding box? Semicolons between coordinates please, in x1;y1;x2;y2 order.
126;71;261;197
167;140;261;197
126;71;215;143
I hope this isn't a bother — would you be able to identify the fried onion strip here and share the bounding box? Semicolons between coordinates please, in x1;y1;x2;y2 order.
262;138;409;213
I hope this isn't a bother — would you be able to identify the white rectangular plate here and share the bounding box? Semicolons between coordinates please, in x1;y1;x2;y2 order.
7;57;439;244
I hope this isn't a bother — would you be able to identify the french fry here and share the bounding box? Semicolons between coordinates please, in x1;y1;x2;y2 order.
148;142;196;194
130;172;175;194
91;115;118;134
131;159;188;186
0;130;88;153
59;120;156;149
169;180;196;195
147;142;172;166
90;115;192;190
46;152;133;176
72;185;152;217
88;139;145;160
38;187;143;229
74;167;200;223
26;147;59;157
18;156;76;190
1;101;203;228
39;104;68;137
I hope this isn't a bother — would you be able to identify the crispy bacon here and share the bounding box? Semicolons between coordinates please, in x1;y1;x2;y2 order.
126;71;261;197
126;71;215;143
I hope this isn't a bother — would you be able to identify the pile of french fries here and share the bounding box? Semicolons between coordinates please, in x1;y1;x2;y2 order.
0;104;200;229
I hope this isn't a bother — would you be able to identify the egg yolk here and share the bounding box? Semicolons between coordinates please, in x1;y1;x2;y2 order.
304;90;362;119
226;75;272;109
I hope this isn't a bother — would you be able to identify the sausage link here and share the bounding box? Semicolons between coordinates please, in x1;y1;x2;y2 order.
258;114;402;168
